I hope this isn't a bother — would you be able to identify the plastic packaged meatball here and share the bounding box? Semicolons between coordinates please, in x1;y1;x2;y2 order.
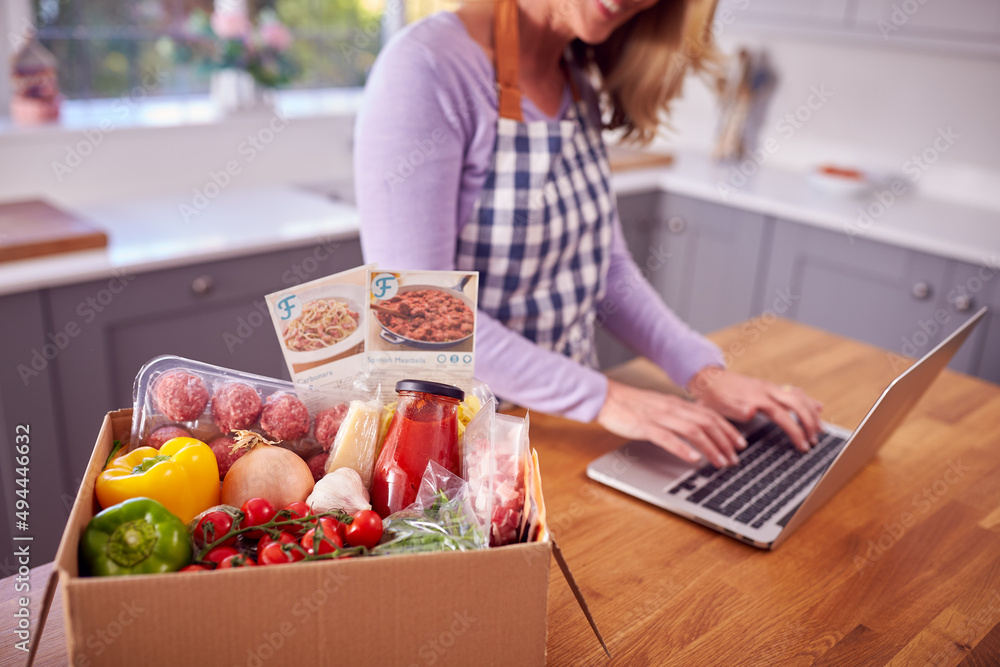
129;356;370;463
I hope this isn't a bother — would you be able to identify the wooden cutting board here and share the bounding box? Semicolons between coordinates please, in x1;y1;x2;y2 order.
606;145;675;172
0;199;108;262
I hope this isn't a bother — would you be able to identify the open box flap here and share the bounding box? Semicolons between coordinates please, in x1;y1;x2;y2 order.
552;538;612;659
528;445;610;659
24;567;58;667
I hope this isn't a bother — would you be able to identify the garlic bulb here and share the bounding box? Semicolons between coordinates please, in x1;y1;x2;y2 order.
307;467;371;515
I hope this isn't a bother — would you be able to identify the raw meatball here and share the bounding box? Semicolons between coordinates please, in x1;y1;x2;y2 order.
209;436;244;480
314;404;349;450
154;371;210;422
260;393;310;442
306;451;329;483
211;382;263;433
146;425;190;449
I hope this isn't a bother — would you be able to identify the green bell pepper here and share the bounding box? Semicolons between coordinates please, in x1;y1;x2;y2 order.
79;497;192;576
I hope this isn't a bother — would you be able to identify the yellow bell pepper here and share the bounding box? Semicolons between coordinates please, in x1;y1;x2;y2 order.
95;437;220;523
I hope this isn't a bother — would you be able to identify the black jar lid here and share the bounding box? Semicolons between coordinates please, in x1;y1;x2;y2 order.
395;379;465;401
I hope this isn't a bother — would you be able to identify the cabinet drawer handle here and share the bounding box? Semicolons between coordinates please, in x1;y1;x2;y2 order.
952;294;973;312
191;275;214;295
667;216;686;234
911;282;931;300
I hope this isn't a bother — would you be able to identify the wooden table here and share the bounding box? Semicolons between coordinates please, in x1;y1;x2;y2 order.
4;319;999;666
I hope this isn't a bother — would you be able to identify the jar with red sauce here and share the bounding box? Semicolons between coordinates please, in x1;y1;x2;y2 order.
371;379;464;518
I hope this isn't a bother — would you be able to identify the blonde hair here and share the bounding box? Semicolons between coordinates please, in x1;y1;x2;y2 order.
571;0;723;144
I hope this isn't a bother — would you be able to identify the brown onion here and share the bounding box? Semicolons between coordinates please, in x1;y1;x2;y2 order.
221;430;314;508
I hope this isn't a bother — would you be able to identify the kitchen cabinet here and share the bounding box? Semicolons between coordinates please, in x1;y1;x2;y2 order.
650;192;769;335
854;0;1000;42
47;239;363;493
598;192;998;385
717;0;851;27
595;191;659;370
943;257;1000;378
759;218;997;377
596;191;769;372
717;0;1000;57
0;238;362;562
0;291;73;563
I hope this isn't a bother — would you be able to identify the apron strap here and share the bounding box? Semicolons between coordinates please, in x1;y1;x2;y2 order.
494;0;581;122
495;0;524;122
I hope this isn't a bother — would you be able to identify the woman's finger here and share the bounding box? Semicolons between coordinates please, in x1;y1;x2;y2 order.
688;405;743;464
658;413;730;468
758;400;810;452
770;386;822;445
645;423;703;465
698;403;749;451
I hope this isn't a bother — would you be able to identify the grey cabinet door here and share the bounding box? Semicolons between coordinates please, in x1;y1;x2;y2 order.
0;291;73;562
46;239;363;500
595;192;659;370
762;219;955;371
945;257;1000;382
650;192;769;334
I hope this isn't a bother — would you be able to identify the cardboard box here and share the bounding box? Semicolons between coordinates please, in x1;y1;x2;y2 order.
40;410;552;666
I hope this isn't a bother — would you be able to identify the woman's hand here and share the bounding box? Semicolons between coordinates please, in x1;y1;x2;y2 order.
686;366;824;452
596;379;748;468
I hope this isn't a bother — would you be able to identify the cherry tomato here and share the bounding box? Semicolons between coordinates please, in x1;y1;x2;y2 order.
241;498;277;538
283;501;311;520
301;526;343;556
203;546;240;566
218;554;255;568
344;510;383;549
179;564;210;573
193;510;236;547
258;531;295;552
259;541;305;565
279;501;312;534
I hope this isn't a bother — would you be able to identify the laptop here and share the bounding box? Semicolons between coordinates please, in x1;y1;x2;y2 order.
586;307;987;550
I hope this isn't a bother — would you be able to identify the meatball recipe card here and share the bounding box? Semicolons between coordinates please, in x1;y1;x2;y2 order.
266;265;478;388
364;268;478;379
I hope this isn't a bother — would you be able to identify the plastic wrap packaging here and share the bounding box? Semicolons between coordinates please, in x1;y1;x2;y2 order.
130;356;367;474
372;461;488;555
324;398;383;490
466;411;529;547
462;397;496;540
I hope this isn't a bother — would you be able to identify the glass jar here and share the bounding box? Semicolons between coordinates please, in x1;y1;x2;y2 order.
370;379;465;518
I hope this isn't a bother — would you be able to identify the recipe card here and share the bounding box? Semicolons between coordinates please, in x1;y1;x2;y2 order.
266;265;479;388
265;264;373;388
365;268;478;378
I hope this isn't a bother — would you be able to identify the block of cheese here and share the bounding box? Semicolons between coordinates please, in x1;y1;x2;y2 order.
325;399;382;489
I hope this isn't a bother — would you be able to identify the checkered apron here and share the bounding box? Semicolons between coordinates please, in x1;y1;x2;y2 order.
454;0;615;366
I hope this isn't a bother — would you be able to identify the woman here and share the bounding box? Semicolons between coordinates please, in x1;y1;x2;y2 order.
356;0;822;468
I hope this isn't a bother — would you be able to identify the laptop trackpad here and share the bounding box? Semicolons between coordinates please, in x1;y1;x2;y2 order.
607;440;699;485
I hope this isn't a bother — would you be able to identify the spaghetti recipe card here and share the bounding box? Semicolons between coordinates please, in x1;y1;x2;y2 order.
365;269;478;377
266;264;373;388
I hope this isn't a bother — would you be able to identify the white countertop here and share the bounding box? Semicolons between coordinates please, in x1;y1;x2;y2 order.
1;152;997;297
0;185;359;296
613;150;1000;266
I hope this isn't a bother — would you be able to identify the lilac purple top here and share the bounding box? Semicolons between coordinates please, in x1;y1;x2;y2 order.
355;12;725;422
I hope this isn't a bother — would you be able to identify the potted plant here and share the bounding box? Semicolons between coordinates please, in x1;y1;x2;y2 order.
181;2;298;113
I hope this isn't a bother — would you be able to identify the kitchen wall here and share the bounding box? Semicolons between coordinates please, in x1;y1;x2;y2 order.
2;16;999;216
657;29;1000;213
0;110;355;209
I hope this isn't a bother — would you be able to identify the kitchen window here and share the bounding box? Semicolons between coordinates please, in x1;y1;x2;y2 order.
27;0;391;101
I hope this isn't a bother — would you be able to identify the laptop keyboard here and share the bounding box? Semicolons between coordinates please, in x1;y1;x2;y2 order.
666;422;846;530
